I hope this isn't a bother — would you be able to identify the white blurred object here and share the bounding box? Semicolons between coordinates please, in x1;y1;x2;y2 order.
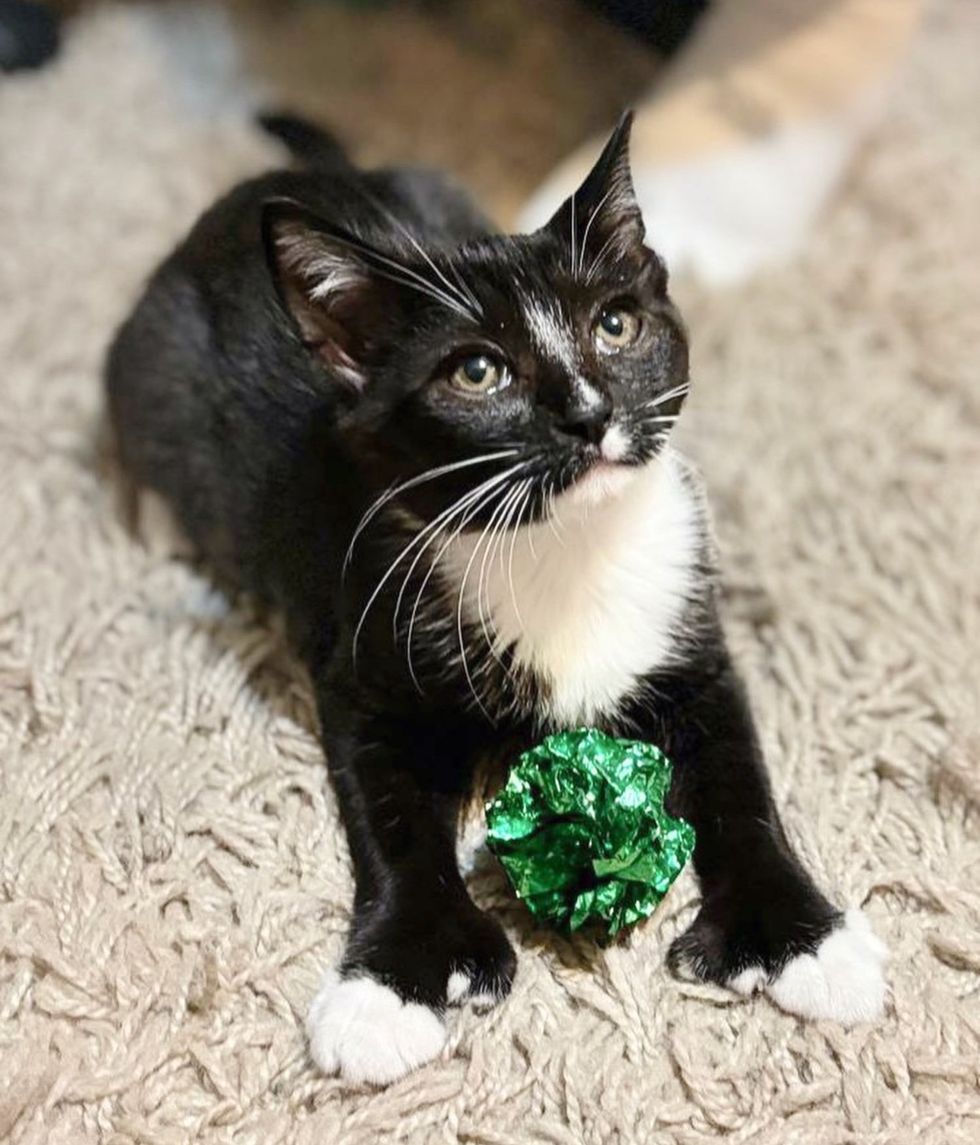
520;0;924;285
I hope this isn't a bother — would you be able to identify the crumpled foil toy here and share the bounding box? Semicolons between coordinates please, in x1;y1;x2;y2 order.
485;728;695;936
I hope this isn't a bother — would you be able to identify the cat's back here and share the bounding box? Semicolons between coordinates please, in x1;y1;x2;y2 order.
105;169;332;571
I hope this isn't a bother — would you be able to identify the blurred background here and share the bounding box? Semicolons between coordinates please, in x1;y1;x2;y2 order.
1;0;925;276
3;0;679;217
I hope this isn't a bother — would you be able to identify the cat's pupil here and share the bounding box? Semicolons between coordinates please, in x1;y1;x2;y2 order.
600;311;624;337
463;356;490;383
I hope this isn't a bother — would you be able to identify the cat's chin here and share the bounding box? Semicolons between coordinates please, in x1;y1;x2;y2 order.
560;459;643;511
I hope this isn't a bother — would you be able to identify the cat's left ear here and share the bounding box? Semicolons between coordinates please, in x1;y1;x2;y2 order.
262;199;396;394
542;111;645;262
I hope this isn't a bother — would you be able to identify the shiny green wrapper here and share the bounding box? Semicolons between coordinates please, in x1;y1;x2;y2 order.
485;728;695;937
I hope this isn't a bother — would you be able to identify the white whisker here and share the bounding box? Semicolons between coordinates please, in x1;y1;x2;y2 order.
333;228;474;318
446;257;482;315
454;489;514;719
585;229;620;284
357;186;481;318
403;469;524;688
642;383;690;410
544;477;564;544
391;461;527;636
506;482;534;633
525;490;538;561
578;186;615;278
344;449;518;572
351;463;524;664
569;190;577;279
475;482;525;664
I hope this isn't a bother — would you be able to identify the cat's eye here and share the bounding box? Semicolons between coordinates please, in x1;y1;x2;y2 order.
594;307;640;352
449;354;509;395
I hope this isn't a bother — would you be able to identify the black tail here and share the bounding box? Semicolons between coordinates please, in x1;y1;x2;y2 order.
257;111;351;171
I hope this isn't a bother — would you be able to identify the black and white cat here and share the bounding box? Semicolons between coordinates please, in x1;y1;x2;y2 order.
106;112;886;1085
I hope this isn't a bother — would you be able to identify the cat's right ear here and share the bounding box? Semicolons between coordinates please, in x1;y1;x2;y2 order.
262;200;391;393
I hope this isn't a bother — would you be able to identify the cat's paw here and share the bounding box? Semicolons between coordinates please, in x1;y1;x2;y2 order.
307;903;516;1083
671;905;887;1026
307;969;446;1085
347;899;517;1012
765;908;888;1024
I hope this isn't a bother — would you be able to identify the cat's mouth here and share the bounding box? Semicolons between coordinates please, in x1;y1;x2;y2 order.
561;428;644;508
565;457;638;508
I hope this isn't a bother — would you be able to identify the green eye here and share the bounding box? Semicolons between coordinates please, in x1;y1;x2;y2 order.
450;354;508;394
595;307;639;352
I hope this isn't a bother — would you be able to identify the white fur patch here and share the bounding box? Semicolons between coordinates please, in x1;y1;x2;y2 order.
456;820;489;875
275;231;363;300
600;423;630;462
446;970;470;1005
729;966;767;997
307;970;446;1084
447;449;699;725
735;910;888;1025
308;259;363;301
768;909;888;1025
574;375;605;410
523;298;577;373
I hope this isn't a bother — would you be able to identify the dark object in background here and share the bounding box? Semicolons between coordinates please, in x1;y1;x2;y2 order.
585;0;711;55
0;0;59;71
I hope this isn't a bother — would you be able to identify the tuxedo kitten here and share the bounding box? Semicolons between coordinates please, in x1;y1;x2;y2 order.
106;112;886;1085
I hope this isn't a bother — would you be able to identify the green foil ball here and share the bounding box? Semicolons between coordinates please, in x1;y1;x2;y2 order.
485;728;695;937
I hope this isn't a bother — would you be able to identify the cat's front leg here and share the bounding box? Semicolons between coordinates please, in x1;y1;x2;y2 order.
306;694;515;1085
644;650;887;1024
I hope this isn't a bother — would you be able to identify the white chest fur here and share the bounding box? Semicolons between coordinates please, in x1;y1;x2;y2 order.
445;450;701;726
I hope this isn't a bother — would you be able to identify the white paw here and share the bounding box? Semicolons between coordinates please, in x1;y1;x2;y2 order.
306;970;446;1085
445;968;499;1012
729;965;768;997
757;909;888;1025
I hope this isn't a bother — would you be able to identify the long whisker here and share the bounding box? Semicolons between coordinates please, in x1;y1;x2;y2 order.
351;463;523;664
403;472;524;688
506;481;534;632
543;476;564;544
357;186;481;318
640;382;690;410
475;482;526;664
525;488;539;561
585;230;620;285
391;460;528;636
390;229;479;318
454;487;517;719
374;266;473;317
446;256;482;315
569;190;577;278
370;259;472;318
578;186;615;278
497;476;528;580
345;449;518;572
330;227;474;318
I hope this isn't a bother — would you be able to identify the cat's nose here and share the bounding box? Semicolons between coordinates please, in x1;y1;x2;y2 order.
556;390;613;445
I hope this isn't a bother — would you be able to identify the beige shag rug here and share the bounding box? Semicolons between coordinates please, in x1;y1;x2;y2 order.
2;4;979;1142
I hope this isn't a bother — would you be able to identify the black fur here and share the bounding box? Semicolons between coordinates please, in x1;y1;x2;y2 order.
106;112;842;1024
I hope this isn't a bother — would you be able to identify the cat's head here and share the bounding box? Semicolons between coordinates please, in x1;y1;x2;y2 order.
263;113;688;529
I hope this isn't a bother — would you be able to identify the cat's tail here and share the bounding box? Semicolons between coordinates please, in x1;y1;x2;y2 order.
257;111;352;171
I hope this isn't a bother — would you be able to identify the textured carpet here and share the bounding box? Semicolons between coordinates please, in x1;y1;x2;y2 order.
2;5;979;1143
